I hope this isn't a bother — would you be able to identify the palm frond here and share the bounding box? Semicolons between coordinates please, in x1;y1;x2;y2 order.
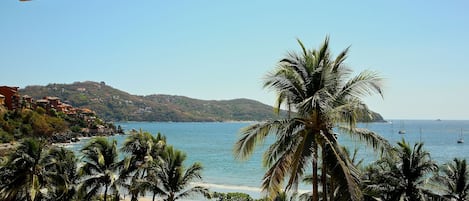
175;186;211;200
264;66;306;104
181;162;203;186
343;127;393;154
262;149;293;199
285;130;315;192
321;133;362;201
263;119;305;167
234;120;282;160
332;46;350;71
337;70;384;100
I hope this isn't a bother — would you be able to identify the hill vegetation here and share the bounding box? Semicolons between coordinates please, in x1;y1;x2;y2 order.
0;104;118;144
19;81;384;122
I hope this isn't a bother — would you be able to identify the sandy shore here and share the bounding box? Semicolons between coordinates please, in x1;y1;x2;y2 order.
122;196;199;201
123;197;152;201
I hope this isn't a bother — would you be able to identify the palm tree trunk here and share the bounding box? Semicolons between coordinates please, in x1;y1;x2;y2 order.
27;172;34;201
321;144;327;201
152;193;156;201
170;192;176;201
104;184;108;201
313;141;319;201
330;179;335;201
141;168;147;179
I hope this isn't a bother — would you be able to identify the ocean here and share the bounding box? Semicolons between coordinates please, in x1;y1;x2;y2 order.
64;120;469;199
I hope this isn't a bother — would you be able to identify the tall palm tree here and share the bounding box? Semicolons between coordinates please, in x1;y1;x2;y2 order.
433;158;469;201
120;130;167;201
155;146;210;201
0;138;48;201
42;146;78;201
234;37;388;200
78;137;121;201
363;139;438;200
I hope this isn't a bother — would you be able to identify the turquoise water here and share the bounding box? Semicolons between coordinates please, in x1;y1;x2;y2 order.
64;120;469;198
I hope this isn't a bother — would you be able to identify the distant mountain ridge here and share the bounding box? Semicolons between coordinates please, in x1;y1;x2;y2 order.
19;81;385;122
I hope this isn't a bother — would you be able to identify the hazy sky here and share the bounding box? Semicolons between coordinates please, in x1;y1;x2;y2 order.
1;1;468;120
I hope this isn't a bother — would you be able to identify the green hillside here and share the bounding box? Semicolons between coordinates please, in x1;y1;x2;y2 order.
19;81;385;122
19;81;283;122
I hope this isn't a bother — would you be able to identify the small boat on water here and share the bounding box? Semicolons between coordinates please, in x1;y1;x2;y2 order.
398;121;406;134
457;129;464;144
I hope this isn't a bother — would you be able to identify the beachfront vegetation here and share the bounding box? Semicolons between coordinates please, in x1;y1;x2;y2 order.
120;130;167;201
361;139;439;200
0;138;48;201
212;192;255;201
0;132;210;201
1;132;469;200
78;137;121;201
234;37;390;201
153;146;210;201
432;158;469;201
0;138;78;201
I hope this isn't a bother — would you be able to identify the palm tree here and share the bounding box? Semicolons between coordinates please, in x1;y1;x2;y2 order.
155;146;210;201
0;138;48;201
42;146;78;201
363;139;438;200
433;158;469;201
120;130;167;201
233;37;388;200
140;160;165;201
121;176;148;201
121;130;166;172
78;137;121;201
302;147;364;201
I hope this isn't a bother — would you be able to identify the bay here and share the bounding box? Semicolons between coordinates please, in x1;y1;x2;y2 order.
64;120;469;199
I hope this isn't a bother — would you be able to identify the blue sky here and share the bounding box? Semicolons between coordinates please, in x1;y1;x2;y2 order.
1;1;469;120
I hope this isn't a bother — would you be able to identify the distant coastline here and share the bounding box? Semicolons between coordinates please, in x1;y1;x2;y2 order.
19;81;386;123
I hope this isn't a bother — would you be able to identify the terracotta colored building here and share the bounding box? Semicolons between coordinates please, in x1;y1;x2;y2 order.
0;94;4;106
0;86;20;110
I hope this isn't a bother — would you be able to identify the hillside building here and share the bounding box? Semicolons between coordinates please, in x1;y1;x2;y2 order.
0;94;4;106
22;95;33;109
0;86;20;110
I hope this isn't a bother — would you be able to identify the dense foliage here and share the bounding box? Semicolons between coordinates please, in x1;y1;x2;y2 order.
0;138;77;201
0;132;210;201
1;133;468;201
0;106;115;144
0;108;68;143
362;139;439;200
